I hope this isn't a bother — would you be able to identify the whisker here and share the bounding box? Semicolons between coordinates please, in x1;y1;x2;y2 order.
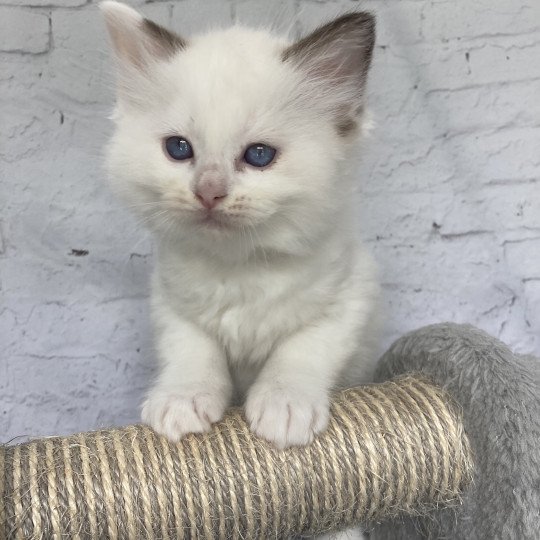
245;224;258;268
248;221;269;268
240;225;249;264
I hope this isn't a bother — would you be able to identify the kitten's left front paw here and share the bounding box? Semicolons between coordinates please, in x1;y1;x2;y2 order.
245;383;329;449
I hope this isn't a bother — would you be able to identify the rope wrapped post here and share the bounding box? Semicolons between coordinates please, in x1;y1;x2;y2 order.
0;376;473;539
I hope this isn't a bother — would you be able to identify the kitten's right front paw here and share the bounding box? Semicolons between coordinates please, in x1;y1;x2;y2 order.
141;388;228;442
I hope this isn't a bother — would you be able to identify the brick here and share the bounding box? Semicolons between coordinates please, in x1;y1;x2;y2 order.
371;235;503;290
466;36;540;86
504;238;540;281
8;298;148;358
2;0;87;5
415;34;540;91
48;8;113;105
361;137;457;194
422;79;540;137
441;183;540;235
1;252;152;303
438;127;540;188
0;7;50;53
422;0;540;43
0;103;52;162
367;48;423;137
361;191;454;243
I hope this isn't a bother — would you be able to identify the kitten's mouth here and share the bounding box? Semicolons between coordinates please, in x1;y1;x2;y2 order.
198;211;230;230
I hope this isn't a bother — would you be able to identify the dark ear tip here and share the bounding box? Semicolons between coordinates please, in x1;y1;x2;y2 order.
339;11;376;26
338;11;376;38
142;18;187;55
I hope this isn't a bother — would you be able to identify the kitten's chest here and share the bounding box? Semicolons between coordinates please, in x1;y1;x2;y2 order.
164;261;325;363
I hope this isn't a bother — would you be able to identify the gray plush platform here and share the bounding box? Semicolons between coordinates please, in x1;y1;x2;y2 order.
371;323;540;540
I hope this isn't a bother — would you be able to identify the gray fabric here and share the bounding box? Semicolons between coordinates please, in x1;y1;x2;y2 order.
369;323;540;540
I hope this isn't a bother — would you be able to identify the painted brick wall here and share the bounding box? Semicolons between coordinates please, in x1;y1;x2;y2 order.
1;0;539;441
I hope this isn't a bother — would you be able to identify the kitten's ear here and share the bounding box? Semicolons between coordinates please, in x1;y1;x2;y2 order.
283;12;375;120
100;1;185;69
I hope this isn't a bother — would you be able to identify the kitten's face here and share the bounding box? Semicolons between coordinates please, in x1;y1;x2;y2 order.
103;3;375;256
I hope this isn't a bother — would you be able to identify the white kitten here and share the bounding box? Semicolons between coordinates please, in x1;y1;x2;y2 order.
101;2;379;452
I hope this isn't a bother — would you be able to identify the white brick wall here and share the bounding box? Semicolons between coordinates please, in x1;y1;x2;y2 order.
1;0;539;441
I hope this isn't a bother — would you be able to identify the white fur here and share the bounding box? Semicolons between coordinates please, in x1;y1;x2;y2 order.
102;2;380;452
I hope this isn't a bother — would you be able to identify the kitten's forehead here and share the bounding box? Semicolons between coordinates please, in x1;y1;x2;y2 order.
161;27;293;144
189;27;288;82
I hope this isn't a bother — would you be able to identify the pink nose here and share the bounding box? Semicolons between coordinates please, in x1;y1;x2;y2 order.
194;171;228;210
195;189;227;209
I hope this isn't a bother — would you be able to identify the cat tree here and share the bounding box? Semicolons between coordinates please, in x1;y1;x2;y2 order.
1;376;470;538
2;324;538;539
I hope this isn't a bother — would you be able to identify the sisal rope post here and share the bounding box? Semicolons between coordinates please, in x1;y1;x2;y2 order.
0;376;473;539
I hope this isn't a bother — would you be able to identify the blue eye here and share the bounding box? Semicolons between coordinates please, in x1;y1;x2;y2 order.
243;143;276;168
164;136;193;161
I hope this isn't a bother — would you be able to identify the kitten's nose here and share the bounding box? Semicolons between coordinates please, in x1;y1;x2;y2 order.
194;170;228;210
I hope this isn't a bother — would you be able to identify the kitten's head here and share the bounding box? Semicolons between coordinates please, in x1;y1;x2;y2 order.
101;1;375;258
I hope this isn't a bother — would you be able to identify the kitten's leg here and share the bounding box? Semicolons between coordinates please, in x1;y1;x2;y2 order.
142;305;232;441
245;306;368;449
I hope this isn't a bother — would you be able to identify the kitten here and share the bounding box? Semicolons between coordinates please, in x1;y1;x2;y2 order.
101;1;379;451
